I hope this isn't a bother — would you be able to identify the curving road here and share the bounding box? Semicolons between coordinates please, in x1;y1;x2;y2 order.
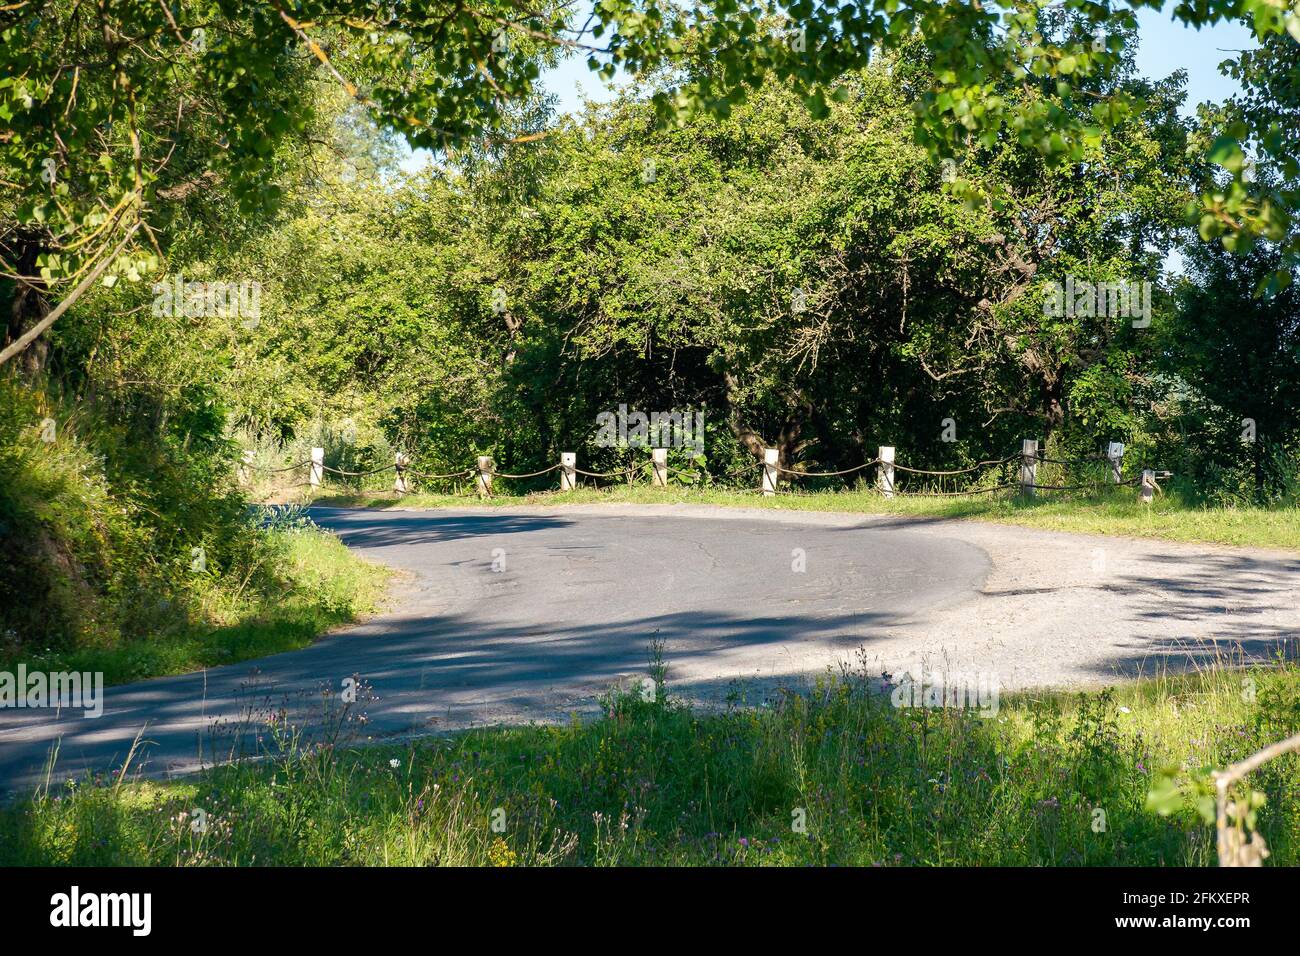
2;504;1297;795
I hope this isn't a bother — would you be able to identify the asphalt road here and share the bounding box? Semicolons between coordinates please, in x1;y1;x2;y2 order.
3;504;1297;795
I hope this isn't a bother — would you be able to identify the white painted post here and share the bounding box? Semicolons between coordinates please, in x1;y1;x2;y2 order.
1140;469;1156;504
651;448;668;486
476;455;494;497
878;445;895;498
238;449;254;486
310;447;324;489
560;452;576;491
1107;442;1125;484
393;452;409;495
761;447;779;497
1020;439;1038;497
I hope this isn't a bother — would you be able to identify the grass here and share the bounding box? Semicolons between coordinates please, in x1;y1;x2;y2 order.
4;647;1298;866
1;378;392;689
309;481;1300;551
1;515;391;687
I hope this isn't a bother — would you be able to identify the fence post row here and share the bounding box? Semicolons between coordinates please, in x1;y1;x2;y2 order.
878;445;896;499
310;447;324;489
393;452;410;495
762;447;779;497
651;448;668;487
476;456;494;497
1020;439;1038;497
244;439;1149;499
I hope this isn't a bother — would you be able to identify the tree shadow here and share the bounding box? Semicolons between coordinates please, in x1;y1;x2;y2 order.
1086;550;1300;680
305;507;577;548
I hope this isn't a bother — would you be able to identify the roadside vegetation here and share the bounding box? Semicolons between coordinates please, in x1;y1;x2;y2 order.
0;377;387;686
3;646;1297;866
1;516;389;688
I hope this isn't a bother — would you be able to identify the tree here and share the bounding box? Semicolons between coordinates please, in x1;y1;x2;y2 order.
5;1;1296;369
1166;235;1300;501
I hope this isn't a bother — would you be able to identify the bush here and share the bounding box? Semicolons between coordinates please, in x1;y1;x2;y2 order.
0;374;344;673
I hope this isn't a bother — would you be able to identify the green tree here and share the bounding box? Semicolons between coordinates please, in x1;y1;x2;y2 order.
1165;236;1300;501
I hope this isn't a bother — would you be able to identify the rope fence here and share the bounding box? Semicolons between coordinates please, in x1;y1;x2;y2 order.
237;437;1170;502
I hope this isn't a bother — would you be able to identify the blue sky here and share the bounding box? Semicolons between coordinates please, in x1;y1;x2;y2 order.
400;9;1258;171
540;9;1258;114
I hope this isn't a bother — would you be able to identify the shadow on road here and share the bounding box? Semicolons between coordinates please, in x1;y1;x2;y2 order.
307;507;578;548
1086;549;1300;681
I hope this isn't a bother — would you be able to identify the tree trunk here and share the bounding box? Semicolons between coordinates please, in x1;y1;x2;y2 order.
1040;374;1065;449
4;232;51;378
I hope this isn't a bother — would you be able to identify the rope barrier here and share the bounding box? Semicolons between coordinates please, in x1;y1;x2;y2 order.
490;463;563;479
891;456;1017;476
236;442;1164;500
321;463;397;478
248;459;312;474
775;458;881;477
664;465;705;482
406;468;474;481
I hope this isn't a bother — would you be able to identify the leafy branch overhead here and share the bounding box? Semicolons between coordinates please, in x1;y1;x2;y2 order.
2;0;1298;303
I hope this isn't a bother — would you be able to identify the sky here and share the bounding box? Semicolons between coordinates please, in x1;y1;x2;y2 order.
399;8;1259;173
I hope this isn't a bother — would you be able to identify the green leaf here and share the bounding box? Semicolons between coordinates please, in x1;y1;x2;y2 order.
1207;135;1244;172
1194;794;1216;826
1145;770;1183;816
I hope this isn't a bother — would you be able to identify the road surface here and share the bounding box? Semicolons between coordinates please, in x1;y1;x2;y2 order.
1;504;1296;795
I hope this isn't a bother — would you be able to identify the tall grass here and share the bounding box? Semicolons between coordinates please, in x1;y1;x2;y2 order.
4;649;1296;867
1;378;389;685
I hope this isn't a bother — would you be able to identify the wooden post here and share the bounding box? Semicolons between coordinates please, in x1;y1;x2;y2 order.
1107;442;1125;484
310;447;324;489
761;448;779;497
238;449;254;486
476;455;494;497
1140;469;1156;504
560;452;576;491
393;452;409;495
651;448;668;486
878;445;895;498
1020;439;1038;497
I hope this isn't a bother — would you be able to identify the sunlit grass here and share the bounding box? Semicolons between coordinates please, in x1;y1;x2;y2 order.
2;525;391;686
4;652;1296;867
311;482;1300;551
